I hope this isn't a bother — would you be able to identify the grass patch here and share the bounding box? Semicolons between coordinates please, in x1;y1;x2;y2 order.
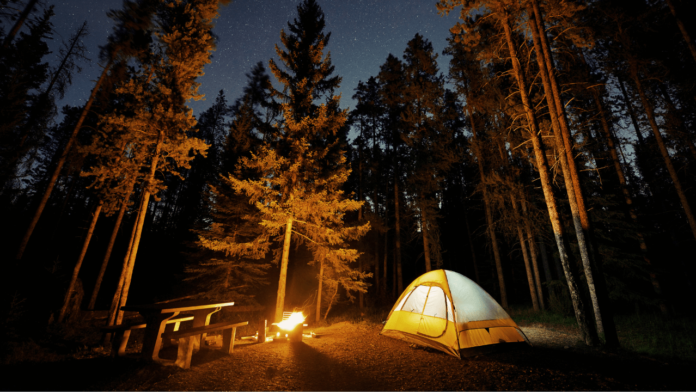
614;313;696;362
509;306;696;362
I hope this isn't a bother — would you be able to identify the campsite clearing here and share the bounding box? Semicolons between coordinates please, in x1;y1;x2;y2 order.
3;320;691;390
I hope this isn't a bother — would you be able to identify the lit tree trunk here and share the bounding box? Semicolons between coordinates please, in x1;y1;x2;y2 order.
276;217;293;323
420;198;432;272
87;183;135;310
359;256;363;309
665;0;696;65
590;85;669;316
315;260;323;323
1;0;39;49
57;200;103;323
105;194;142;336
629;64;696;242
529;3;610;342
323;281;338;321
16;61;112;260
116;132;164;324
394;179;403;293
511;195;539;311
501;11;597;345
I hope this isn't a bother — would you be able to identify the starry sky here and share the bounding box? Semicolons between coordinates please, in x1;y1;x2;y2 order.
45;0;461;122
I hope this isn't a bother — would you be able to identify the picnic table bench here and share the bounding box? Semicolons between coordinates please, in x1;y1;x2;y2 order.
102;313;193;357
162;320;248;369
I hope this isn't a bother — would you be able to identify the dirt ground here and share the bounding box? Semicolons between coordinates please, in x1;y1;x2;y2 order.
3;321;693;391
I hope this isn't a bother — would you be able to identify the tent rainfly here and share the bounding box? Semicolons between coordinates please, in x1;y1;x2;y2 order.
380;269;527;358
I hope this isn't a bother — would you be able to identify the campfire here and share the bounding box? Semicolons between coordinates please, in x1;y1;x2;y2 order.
270;311;308;342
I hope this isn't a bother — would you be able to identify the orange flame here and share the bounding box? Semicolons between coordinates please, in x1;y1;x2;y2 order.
277;312;305;331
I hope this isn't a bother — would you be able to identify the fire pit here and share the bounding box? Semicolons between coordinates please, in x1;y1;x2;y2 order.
270;311;307;343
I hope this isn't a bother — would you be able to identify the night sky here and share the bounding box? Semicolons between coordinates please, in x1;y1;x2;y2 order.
46;0;461;123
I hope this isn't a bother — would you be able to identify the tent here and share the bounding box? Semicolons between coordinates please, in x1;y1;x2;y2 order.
380;269;527;358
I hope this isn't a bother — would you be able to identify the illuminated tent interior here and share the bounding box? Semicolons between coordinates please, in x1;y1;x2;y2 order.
381;269;527;358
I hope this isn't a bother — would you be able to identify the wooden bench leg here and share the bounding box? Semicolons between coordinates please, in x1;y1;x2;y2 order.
109;330;130;357
221;327;237;354
175;336;195;369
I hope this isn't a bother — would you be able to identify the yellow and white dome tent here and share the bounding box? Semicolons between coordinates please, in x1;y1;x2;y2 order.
380;269;527;358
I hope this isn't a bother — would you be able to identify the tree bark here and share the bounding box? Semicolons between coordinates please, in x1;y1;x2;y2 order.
276;217;293;323
521;196;545;310
529;1;606;333
658;84;696;162
87;183;134;311
16;61;112;260
57;201;103;323
629;65;696;242
617;75;645;145
665;0;696;65
511;195;539;311
501;11;597;345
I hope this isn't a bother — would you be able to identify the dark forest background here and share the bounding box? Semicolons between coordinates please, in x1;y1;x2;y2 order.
1;0;695;351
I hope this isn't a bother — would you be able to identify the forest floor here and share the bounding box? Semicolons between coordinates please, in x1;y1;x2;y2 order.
2;319;693;391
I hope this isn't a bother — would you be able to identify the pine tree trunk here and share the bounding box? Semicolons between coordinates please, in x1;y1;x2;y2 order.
521;196;545;309
421;199;432;272
323;282;338;321
115;132;164;325
87;185;134;310
57;201;103;323
629;65;696;242
394;179;403;294
374;187;380;295
1;0;39;49
591;85;669;316
529;2;610;341
538;236;553;282
359;256;363;309
316;260;323;323
665;0;696;65
501;11;596;345
276;217;293;323
105;194;142;338
511;195;539;311
16;61;112;260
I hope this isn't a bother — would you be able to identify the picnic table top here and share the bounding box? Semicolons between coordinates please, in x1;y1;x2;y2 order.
122;300;235;314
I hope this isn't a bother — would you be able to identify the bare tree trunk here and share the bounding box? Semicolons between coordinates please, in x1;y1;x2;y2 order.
105;194;142;338
16;61;112;260
501;11;597;345
276;217;293;323
87;183;134;310
538;237;553;282
529;2;607;339
665;0;696;65
629;65;696;242
57;201;103;323
394;179;403;294
511;195;539;311
115;132;164;325
316;261;323;323
1;0;39;49
323;282;339;321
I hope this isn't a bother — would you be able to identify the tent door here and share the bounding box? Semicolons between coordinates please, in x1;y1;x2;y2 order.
416;286;448;338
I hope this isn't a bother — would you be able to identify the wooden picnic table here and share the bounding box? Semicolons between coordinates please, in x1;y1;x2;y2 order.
121;299;234;362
